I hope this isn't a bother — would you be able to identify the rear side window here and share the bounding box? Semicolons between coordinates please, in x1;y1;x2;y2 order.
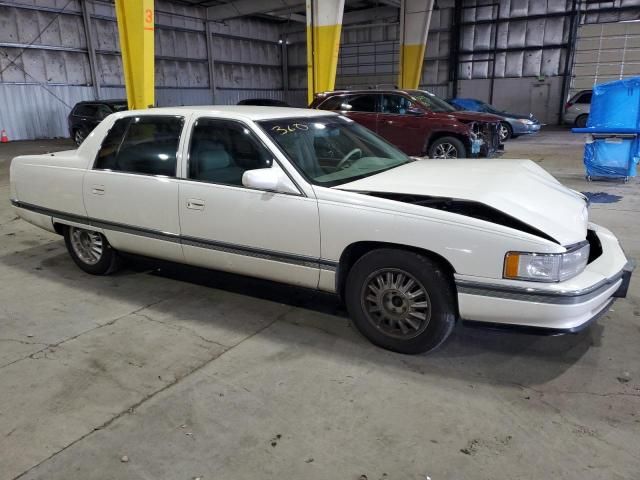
94;116;184;177
74;105;97;117
575;92;592;104
318;96;348;111
344;94;378;113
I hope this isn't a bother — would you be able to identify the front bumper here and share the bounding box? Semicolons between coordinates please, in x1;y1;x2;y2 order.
471;122;503;158
512;122;541;135
455;225;634;332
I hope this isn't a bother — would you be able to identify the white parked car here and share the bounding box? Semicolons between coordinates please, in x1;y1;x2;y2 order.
9;106;634;354
564;90;592;127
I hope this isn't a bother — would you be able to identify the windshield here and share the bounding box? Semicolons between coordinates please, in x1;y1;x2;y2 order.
481;102;505;115
408;90;457;113
259;116;411;187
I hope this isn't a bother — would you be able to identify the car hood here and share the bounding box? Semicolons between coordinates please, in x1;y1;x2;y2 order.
447;111;503;123
501;111;539;122
336;159;588;246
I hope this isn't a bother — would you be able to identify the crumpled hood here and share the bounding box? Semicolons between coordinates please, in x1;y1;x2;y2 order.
336;159;589;246
447;111;502;123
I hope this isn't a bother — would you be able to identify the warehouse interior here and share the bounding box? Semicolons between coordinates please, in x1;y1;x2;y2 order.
1;1;639;479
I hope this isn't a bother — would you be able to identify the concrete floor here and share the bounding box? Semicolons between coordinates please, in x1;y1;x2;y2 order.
0;129;638;480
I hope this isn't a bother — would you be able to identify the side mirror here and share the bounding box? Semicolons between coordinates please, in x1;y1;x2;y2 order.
242;164;299;195
406;107;425;116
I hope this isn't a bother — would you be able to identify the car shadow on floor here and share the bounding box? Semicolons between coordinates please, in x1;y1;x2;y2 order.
2;241;601;386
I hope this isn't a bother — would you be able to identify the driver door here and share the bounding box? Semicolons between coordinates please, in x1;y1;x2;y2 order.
377;94;428;156
177;117;321;289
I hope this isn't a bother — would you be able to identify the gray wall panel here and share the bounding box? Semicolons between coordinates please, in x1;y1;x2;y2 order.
1;0;288;139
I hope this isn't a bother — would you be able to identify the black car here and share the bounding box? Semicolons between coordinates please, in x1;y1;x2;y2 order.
237;98;289;107
68;100;128;145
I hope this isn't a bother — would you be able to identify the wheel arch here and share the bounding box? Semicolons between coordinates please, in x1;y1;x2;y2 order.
424;131;470;156
335;241;457;302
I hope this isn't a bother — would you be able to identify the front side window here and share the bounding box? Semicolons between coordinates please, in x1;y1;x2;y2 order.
260;116;411;187
381;94;420;114
94;115;184;176
188;119;273;186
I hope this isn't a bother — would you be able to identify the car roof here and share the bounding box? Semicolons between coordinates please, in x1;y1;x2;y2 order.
119;105;338;121
319;88;418;96
76;99;127;105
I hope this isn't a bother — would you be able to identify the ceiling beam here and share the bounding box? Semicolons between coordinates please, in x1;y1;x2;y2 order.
206;0;305;21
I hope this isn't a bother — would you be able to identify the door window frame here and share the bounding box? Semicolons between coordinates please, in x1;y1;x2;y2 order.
180;116;305;197
380;93;422;116
91;114;187;179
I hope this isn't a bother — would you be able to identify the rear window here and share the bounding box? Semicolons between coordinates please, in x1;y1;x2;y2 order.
94;115;184;177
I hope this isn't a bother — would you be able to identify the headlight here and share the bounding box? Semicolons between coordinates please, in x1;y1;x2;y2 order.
516;119;534;125
503;243;590;282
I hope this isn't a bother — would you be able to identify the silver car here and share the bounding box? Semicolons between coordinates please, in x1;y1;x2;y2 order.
563;90;592;127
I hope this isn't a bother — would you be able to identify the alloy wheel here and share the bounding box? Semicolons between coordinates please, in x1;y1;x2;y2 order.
74;130;85;145
433;142;458;159
69;227;104;265
499;124;509;142
361;268;431;340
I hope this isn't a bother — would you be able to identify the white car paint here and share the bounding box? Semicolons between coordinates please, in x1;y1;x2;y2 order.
9;106;633;333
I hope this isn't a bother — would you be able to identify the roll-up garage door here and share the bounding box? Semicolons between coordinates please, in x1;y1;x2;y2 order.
571;21;640;98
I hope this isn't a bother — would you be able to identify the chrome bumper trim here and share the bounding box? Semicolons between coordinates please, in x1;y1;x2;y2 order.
456;259;634;305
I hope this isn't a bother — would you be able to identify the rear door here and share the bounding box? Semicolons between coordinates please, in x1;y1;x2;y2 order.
83;114;187;263
318;94;380;133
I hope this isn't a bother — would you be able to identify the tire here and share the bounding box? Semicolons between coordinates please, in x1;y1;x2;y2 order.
73;129;87;146
574;114;588;128
64;226;122;275
427;136;467;159
345;248;456;354
499;122;512;142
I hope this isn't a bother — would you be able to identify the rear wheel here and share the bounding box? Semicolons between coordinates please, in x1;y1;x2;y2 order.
575;114;588;128
345;249;456;354
64;226;121;275
428;136;466;159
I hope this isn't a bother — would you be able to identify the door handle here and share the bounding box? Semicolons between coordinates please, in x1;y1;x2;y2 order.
385;120;394;125
91;185;105;195
186;198;205;210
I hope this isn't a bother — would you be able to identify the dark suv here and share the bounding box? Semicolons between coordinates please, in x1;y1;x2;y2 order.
310;89;503;158
68;100;128;145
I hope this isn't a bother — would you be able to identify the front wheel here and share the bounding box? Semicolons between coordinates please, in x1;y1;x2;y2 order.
499;122;512;142
345;249;456;354
73;129;87;146
428;136;467;159
64;226;121;275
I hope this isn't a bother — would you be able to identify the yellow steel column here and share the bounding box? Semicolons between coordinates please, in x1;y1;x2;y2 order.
115;0;155;109
398;0;434;90
306;0;345;105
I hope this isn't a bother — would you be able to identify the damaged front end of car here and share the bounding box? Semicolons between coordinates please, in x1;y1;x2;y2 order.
467;121;504;158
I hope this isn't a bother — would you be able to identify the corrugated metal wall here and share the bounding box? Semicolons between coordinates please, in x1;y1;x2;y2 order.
285;5;452;103
0;0;288;140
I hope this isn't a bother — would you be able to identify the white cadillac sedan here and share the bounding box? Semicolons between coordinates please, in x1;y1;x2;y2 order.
9;106;634;354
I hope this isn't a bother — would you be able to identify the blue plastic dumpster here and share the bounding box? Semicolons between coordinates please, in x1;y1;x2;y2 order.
573;77;640;180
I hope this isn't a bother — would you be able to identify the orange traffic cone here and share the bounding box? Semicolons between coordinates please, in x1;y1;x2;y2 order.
0;130;8;143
